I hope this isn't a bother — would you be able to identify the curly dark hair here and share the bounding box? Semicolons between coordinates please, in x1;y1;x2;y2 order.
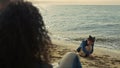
0;2;52;68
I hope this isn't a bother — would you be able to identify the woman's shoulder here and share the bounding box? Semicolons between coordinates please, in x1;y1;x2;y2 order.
82;39;87;43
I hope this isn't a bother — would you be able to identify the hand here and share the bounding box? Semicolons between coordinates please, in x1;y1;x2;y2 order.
89;54;94;58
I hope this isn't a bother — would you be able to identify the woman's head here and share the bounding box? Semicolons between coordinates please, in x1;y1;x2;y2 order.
0;0;23;10
0;0;10;10
0;2;52;68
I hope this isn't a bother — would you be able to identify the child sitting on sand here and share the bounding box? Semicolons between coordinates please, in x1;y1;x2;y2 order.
77;35;95;58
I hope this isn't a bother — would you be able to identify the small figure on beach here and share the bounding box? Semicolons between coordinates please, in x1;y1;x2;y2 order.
76;35;95;58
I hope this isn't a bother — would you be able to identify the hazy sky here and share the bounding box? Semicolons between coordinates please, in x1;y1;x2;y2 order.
27;0;120;5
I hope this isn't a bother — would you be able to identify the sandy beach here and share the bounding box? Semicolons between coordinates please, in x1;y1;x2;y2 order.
51;39;120;68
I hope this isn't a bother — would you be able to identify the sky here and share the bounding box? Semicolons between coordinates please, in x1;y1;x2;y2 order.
27;0;120;5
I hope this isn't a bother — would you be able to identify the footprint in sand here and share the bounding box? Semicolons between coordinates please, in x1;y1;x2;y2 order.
102;55;110;57
110;58;120;64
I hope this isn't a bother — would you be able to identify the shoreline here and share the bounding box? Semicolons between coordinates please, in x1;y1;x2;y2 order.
51;39;120;68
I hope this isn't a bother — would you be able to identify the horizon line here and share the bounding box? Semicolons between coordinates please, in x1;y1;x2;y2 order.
25;0;120;5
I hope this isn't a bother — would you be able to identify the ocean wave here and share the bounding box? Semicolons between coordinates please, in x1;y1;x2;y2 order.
71;37;120;42
69;37;120;50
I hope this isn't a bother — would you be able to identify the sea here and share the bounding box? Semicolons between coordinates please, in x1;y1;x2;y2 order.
38;5;120;50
